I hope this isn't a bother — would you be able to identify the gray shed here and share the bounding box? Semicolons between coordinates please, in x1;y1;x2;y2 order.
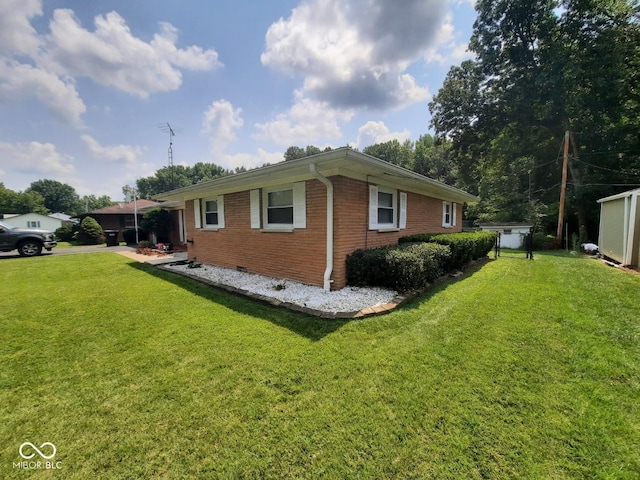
597;188;640;266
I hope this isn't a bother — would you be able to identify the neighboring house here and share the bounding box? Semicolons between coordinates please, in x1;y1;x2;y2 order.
2;212;70;232
156;148;478;290
479;223;533;249
597;188;640;266
81;199;160;242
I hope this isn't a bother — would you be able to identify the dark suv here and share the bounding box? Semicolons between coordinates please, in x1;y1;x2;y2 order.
0;220;58;256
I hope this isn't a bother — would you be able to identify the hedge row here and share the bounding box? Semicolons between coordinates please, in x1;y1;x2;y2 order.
346;232;497;292
399;231;496;269
346;242;451;292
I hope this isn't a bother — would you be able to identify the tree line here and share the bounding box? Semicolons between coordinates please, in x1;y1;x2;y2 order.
0;180;113;218
428;0;640;240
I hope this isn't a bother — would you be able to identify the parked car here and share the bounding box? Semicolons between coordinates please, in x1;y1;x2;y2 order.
0;220;57;256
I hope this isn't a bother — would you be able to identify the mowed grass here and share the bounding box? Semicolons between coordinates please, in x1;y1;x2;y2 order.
0;252;638;479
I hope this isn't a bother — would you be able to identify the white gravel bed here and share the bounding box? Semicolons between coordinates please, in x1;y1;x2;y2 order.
166;262;397;313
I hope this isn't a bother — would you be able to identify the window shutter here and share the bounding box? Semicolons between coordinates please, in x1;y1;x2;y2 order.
452;202;457;227
217;195;225;228
399;192;407;229
194;199;202;229
369;185;378;229
250;189;260;229
442;201;448;227
292;182;306;228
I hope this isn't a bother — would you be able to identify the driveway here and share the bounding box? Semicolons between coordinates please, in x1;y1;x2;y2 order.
0;245;187;264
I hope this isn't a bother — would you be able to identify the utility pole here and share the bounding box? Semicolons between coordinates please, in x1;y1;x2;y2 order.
556;130;570;246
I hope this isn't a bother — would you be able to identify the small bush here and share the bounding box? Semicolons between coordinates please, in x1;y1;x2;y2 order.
532;233;558;250
76;216;105;245
55;224;74;242
137;240;154;249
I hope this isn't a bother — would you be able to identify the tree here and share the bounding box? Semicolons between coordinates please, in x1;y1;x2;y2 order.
363;139;414;169
429;0;640;236
140;208;172;243
0;183;48;215
412;135;458;185
135;163;232;199
27;179;80;215
284;146;307;161
79;195;115;214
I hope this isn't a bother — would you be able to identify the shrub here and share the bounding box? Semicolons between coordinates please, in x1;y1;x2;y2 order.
137;240;154;249
532;233;558;250
55;224;74;242
346;242;451;292
76;216;105;245
401;232;496;269
123;228;144;245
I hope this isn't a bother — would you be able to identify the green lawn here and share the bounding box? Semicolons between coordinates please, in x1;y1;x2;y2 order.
1;252;638;479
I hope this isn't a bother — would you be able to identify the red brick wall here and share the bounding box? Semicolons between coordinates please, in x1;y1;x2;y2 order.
186;180;328;287
184;176;463;290
330;176;463;289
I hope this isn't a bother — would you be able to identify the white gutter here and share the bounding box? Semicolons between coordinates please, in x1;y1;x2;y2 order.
310;163;334;291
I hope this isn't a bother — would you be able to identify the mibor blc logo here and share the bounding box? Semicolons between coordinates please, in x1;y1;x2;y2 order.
13;442;62;470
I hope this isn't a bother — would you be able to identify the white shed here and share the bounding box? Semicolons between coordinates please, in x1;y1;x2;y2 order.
2;213;65;232
479;223;533;249
597;188;640;266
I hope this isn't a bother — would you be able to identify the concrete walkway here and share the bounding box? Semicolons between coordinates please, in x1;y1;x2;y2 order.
115;249;188;265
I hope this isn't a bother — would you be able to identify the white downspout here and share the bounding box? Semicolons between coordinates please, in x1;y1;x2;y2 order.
310;163;334;291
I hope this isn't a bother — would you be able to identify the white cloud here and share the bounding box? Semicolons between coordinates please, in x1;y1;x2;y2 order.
0;59;86;127
201;100;244;156
261;0;441;111
425;11;474;65
40;9;222;98
254;93;348;146
0;0;42;57
355;121;411;149
0;141;75;177
81;134;145;164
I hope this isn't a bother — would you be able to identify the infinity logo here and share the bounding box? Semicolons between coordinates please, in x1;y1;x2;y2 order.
19;442;56;460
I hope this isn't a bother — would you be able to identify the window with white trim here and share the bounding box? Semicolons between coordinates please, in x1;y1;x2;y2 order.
27;221;41;228
204;199;220;226
442;201;457;227
369;185;406;230
194;196;225;229
267;189;293;224
257;182;306;229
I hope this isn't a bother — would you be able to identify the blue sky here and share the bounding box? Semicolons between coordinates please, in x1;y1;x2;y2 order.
0;0;476;201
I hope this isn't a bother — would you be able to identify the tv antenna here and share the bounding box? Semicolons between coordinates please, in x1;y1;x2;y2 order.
158;123;177;189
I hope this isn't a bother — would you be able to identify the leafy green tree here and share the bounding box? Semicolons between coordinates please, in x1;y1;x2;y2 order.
27;179;80;215
79;195;115;214
284;146;306;161
363;139;414;169
429;0;640;236
140;208;172;243
412;135;458;185
135;163;232;199
0;184;48;214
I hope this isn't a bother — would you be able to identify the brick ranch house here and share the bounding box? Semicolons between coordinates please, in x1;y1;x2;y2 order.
155;148;478;291
81;199;161;243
